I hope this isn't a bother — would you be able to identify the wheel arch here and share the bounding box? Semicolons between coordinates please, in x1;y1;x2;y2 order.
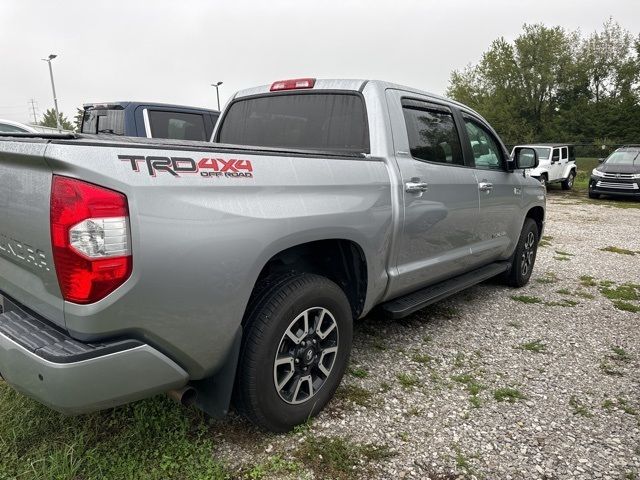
247;238;369;321
525;205;545;237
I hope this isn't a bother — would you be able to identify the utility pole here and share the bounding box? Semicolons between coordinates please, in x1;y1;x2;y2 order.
28;99;38;124
41;54;62;131
211;81;223;111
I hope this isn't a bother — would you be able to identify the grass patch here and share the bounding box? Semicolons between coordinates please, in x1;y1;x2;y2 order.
0;389;229;480
295;436;393;480
555;250;575;257
396;373;420;389
579;275;598;287
244;455;304;479
600;361;623;376
451;374;484;407
613;301;640;313
411;353;432;365
535;272;558;284
600;284;640;301
569;396;592;417
349;367;368;379
556;288;572;295
545;299;579;307
493;388;526;403
518;340;547;353
335;384;376;408
511;295;542;304
379;382;391;393
617;398;638;416
600;246;636;256
611;346;631;362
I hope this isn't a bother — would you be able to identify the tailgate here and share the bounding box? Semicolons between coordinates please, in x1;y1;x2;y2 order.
0;140;64;327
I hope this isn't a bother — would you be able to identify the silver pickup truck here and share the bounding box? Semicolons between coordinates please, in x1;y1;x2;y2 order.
0;78;544;432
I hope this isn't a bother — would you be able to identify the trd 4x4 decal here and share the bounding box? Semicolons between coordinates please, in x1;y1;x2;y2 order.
119;155;253;178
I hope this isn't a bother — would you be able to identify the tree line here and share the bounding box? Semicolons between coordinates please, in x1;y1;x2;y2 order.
447;18;640;147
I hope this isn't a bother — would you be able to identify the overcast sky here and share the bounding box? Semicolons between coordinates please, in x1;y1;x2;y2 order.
1;0;638;124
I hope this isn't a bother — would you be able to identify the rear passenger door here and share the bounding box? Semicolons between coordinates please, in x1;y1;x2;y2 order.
386;91;482;296
461;114;521;264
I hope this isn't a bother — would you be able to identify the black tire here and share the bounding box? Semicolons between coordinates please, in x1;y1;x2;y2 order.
538;174;548;189
588;190;600;199
505;218;539;288
561;170;576;190
235;273;353;432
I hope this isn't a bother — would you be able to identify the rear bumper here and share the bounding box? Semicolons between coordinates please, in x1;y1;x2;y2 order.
0;294;188;414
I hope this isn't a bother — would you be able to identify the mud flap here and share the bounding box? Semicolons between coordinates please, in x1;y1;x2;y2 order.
191;326;242;419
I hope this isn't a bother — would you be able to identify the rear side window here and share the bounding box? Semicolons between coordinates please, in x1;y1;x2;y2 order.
402;104;464;166
217;93;369;153
147;111;206;141
82;108;125;135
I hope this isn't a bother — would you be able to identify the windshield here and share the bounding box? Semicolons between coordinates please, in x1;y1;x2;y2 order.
534;147;551;160
217;92;369;153
605;150;640;165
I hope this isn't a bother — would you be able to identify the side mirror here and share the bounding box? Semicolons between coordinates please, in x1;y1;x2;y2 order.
598;158;606;163
510;147;538;170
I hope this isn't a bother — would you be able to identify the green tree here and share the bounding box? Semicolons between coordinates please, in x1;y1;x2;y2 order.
74;107;84;132
39;108;74;131
447;19;640;145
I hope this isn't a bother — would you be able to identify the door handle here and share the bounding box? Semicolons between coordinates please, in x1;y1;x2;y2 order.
478;182;493;193
405;180;429;193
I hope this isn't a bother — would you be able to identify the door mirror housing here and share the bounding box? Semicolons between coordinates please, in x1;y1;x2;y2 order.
509;147;538;170
598;157;606;163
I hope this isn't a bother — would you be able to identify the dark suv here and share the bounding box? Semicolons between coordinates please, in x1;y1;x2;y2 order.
589;145;640;199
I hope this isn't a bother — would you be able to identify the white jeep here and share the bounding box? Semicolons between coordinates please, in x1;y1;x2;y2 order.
511;144;577;189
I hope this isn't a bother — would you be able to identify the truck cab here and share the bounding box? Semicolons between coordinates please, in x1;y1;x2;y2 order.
80;102;219;141
512;143;577;189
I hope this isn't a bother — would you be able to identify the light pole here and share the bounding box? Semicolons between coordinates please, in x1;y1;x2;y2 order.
211;81;223;111
42;54;62;131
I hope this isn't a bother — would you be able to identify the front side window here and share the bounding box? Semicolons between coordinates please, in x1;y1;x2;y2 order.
402;105;464;166
148;111;206;141
551;149;560;162
464;119;503;170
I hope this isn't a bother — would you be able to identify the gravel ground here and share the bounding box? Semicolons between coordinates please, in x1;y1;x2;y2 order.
215;193;640;480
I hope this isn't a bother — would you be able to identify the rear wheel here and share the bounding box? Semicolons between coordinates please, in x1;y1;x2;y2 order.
505;218;539;287
235;273;352;432
561;170;576;190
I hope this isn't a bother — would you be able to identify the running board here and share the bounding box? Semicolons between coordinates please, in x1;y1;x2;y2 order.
380;262;510;319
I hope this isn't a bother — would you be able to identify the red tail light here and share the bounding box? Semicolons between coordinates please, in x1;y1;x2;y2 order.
50;176;132;304
270;78;316;91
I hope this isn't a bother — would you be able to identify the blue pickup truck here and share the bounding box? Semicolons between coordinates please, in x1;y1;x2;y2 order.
80;102;219;141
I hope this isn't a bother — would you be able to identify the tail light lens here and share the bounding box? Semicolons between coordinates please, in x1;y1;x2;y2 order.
270;78;316;91
50;176;132;304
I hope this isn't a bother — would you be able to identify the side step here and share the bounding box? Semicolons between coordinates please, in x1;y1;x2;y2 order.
380;262;510;319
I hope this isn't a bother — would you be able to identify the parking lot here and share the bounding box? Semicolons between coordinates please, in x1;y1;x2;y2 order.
0;191;637;480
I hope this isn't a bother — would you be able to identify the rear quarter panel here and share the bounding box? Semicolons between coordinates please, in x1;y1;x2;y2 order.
44;142;393;378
